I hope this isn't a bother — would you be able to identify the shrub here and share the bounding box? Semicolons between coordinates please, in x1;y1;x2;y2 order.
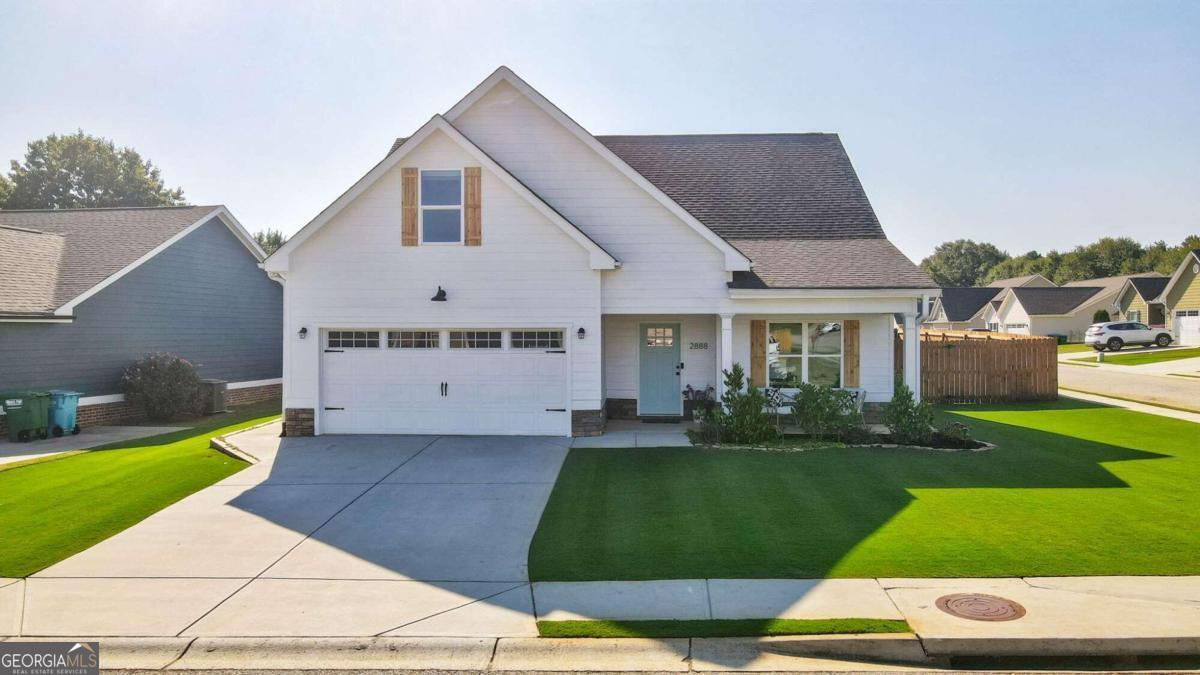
882;377;934;445
1093;309;1111;323
693;364;779;445
788;383;864;441
121;353;203;421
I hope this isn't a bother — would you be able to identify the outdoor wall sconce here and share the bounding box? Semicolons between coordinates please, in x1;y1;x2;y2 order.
298;327;308;339
577;327;586;340
431;286;447;302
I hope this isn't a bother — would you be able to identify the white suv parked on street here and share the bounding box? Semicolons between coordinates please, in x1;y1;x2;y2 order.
1084;322;1173;351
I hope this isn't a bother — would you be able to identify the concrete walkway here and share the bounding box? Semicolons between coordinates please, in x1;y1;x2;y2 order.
571;418;694;448
0;424;182;467
1059;359;1200;413
1061;389;1200;424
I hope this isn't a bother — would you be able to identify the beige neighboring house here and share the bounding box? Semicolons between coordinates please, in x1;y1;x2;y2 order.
1155;249;1200;345
992;272;1165;341
987;273;1056;289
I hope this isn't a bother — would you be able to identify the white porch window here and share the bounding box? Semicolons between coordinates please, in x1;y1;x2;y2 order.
767;322;843;388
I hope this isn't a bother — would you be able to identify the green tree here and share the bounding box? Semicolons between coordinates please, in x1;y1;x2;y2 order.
1053;237;1144;283
0;174;11;207
254;228;287;255
920;239;1008;287
2;130;185;209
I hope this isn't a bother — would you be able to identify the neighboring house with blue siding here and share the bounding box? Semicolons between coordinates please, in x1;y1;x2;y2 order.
0;206;282;430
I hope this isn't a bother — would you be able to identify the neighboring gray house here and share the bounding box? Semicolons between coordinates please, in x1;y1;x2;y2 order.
0;206;282;430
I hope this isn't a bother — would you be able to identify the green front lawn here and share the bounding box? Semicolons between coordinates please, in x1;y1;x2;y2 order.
537;618;911;638
530;400;1199;580
0;401;279;577
1094;346;1200;366
1057;343;1094;354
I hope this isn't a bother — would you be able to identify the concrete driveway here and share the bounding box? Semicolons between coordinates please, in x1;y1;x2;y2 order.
16;423;569;637
1059;356;1200;413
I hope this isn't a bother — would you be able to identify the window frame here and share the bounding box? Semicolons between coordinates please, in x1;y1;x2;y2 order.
449;329;503;350
510;329;564;350
765;321;844;389
327;330;380;349
387;330;441;349
418;168;464;245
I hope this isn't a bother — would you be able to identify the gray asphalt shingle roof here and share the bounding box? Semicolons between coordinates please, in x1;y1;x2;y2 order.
1010;286;1104;316
1129;276;1170;301
0;206;219;315
936;287;1004;321
727;239;935;289
388;131;932;289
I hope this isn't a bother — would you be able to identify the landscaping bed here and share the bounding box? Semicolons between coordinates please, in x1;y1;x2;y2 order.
530;400;1200;580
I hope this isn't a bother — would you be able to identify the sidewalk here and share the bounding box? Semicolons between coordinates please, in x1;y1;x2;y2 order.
5;575;1199;667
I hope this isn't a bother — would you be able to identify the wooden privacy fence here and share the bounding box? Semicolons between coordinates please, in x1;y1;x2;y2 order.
895;330;1058;402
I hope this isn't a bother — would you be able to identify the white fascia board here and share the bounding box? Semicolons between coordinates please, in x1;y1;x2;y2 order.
728;287;940;300
445;67;752;272
53;207;260;317
1161;249;1200;304
263;115;617;272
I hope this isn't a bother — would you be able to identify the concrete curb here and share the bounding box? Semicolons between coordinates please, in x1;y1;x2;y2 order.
3;637;192;670
921;635;1200;657
14;634;1199;670
207;420;279;464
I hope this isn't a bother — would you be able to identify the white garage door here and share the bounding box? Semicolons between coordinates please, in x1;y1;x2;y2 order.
320;329;570;436
1175;310;1200;346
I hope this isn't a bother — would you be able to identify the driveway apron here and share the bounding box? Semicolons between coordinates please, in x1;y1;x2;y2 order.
19;423;568;637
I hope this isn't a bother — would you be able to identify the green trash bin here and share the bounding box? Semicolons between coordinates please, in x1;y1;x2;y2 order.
1;391;50;442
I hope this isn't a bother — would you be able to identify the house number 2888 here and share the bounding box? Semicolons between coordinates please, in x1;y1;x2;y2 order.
689;342;709;350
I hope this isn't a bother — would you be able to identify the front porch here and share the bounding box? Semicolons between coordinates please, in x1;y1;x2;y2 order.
582;310;923;437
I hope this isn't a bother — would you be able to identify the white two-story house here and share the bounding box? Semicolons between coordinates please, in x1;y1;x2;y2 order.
263;67;936;437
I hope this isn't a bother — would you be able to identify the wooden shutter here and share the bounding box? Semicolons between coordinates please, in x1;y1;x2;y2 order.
750;320;767;387
843;319;860;388
464;166;482;246
401;167;418;246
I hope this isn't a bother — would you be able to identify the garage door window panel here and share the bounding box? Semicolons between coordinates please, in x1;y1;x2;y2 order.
420;170;463;244
328;331;380;348
512;330;563;349
450;330;502;349
388;331;440;349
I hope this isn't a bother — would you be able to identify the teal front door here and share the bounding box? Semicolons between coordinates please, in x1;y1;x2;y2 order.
638;323;682;416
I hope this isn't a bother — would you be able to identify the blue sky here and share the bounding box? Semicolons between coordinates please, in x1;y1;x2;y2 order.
1;0;1196;261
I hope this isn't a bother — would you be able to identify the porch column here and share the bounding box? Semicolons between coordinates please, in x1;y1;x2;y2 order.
718;313;734;396
903;312;921;400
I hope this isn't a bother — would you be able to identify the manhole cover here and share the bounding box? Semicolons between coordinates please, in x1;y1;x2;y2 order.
935;593;1027;621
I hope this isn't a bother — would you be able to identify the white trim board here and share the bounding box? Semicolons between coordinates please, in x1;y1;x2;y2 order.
53;206;266;317
263;115;619;273
445;66;751;272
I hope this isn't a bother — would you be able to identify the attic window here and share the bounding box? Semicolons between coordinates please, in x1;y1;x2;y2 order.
420;170;463;244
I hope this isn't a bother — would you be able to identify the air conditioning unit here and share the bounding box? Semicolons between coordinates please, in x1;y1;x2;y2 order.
200;379;228;415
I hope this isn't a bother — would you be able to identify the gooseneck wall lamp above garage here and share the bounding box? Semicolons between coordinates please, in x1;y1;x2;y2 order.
431;286;447;302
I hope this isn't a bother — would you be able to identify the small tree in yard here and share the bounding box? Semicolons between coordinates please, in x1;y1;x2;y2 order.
882;377;934;445
695;364;779;445
121;353;203;421
1093;309;1111;323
